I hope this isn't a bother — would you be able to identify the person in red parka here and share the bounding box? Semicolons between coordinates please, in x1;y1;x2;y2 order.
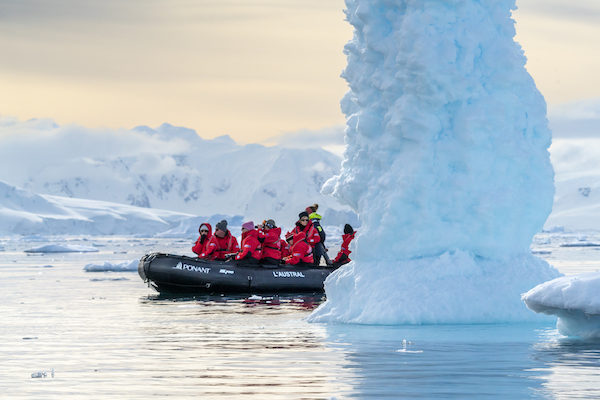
333;224;356;268
283;231;314;266
293;211;321;248
235;221;261;267
192;222;212;256
200;220;239;261
257;219;282;266
281;233;293;259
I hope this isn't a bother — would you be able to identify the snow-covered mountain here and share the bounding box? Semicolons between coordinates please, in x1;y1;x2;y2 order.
2;96;600;234
544;98;600;231
0;117;356;228
545;138;600;230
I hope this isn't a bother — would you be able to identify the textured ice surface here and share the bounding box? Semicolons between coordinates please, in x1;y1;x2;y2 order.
310;0;561;324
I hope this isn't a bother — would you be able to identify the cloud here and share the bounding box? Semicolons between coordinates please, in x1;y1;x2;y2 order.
262;125;346;158
548;97;600;138
516;0;600;25
263;124;345;146
0;117;191;182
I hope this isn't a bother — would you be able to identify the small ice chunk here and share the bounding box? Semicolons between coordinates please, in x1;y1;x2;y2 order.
84;260;138;272
522;272;600;338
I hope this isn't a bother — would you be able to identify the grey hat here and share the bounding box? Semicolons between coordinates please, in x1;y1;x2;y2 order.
215;220;227;232
265;219;277;229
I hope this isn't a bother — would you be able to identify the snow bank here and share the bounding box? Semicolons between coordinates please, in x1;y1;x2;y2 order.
310;0;560;324
24;244;99;253
84;260;138;271
522;272;600;338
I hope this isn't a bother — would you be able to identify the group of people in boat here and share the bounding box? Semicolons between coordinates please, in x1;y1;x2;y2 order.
191;204;356;268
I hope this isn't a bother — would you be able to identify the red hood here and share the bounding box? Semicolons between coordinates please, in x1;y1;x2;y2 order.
266;227;281;238
293;231;307;242
342;232;355;241
198;222;213;237
242;229;259;240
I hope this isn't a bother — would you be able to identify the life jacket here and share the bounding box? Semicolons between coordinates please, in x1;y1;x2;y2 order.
293;220;321;248
284;232;314;265
235;229;262;261
308;212;326;243
192;222;213;256
201;230;240;260
334;231;356;263
258;227;282;260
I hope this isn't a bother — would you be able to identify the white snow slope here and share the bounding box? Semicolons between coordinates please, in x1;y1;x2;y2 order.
0;180;236;236
308;0;561;324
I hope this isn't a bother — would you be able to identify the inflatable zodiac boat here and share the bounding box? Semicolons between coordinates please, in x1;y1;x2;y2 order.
138;252;338;294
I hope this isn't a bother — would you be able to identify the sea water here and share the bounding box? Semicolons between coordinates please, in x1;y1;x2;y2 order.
2;234;600;399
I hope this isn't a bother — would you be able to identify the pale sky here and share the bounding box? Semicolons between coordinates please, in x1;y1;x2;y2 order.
1;0;599;144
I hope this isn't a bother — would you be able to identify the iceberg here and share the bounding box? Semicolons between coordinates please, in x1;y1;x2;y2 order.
522;272;600;338
24;244;99;253
309;0;561;324
84;260;139;272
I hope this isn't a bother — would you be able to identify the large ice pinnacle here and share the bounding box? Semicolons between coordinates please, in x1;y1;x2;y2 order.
308;0;562;324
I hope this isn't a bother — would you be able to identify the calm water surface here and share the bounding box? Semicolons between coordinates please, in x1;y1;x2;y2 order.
2;235;600;399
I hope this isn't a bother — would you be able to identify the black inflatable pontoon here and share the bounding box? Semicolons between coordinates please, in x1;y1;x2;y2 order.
138;252;337;294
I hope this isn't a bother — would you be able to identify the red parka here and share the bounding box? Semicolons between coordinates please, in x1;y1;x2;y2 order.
334;232;356;263
258;227;282;260
284;232;314;265
201;230;240;260
280;238;291;258
192;222;213;256
235;229;262;261
293;220;321;248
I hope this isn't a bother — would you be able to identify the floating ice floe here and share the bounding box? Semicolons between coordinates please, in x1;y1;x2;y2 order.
532;250;552;255
24;244;99;253
560;242;600;247
522;272;600;338
89;277;131;281
84;260;138;272
31;368;54;378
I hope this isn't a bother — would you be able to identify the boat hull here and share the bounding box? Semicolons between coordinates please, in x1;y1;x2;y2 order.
138;252;336;294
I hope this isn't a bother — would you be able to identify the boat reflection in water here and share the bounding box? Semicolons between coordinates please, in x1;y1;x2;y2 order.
138;293;357;399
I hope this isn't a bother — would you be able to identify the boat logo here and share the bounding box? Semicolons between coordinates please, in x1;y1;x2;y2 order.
173;262;211;274
219;269;234;275
272;271;305;278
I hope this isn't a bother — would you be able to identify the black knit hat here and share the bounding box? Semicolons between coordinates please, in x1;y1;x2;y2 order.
216;220;228;231
344;223;354;235
299;211;309;219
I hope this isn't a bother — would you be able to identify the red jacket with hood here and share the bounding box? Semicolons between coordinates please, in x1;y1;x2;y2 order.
201;230;240;260
235;229;262;261
280;238;291;258
284;232;313;265
192;222;213;256
334;232;356;263
293;220;321;248
258;227;282;260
